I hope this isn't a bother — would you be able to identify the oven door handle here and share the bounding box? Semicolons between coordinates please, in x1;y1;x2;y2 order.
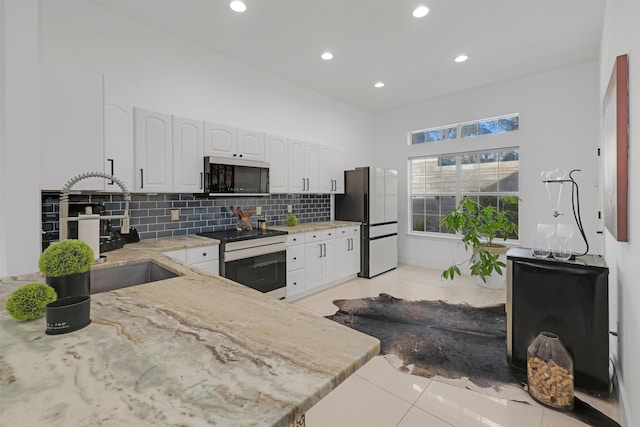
224;242;287;262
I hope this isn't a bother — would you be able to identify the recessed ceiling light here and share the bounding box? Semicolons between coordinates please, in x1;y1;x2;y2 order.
321;52;334;61
413;6;429;18
455;55;468;63
374;82;385;88
230;1;246;13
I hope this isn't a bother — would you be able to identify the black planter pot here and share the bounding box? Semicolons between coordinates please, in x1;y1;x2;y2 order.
45;271;91;298
45;295;91;335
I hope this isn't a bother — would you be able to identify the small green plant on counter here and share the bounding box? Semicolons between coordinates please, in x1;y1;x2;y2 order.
285;215;298;227
440;195;520;283
6;283;57;321
39;240;94;277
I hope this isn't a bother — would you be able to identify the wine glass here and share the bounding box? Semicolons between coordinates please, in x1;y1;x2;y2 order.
532;223;554;258
556;223;574;240
552;236;572;261
552;223;574;261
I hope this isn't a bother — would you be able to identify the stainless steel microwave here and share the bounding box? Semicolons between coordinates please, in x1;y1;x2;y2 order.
203;156;270;196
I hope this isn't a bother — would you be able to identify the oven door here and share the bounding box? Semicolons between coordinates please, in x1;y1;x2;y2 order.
224;250;286;298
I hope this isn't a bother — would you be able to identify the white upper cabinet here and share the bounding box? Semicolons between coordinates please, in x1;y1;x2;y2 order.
288;139;306;193
304;142;320;193
318;144;333;193
203;122;236;158
104;103;135;192
134;108;173;192
204;122;265;161
265;134;288;194
40;62;104;191
172;116;204;193
332;146;345;194
288;140;343;194
236;128;265;161
318;144;345;194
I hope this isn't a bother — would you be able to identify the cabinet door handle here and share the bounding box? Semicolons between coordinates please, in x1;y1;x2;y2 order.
319;244;323;258
239;154;243;158
200;172;203;189
293;257;297;260
233;153;237;157
140;169;144;189
202;252;207;257
323;243;327;257
302;178;306;191
107;159;114;185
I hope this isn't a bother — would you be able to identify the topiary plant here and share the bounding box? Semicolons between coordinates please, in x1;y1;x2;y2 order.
285;215;298;227
39;240;94;277
6;283;57;321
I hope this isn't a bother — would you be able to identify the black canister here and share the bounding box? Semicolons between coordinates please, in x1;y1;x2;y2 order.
45;295;91;335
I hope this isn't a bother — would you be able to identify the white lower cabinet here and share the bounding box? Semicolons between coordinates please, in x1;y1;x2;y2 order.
286;233;306;298
336;225;361;279
163;244;219;275
305;229;336;291
286;226;359;301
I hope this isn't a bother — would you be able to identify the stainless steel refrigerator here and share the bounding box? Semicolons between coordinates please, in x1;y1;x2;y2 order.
335;167;398;278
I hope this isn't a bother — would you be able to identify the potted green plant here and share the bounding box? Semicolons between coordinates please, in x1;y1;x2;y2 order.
439;195;519;287
5;283;57;321
285;215;298;227
39;240;94;298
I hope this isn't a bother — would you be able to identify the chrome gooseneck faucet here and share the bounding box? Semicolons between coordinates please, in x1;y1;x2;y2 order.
59;171;131;242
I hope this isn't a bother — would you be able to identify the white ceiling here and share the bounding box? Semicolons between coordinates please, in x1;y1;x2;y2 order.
87;0;605;113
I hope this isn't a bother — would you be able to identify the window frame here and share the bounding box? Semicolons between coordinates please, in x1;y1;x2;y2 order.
408;113;519;146
408;147;520;239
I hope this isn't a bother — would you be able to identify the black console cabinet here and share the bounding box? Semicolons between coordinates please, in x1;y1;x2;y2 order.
506;248;610;395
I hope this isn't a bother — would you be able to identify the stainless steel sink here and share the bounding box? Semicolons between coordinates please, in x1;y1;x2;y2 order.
90;261;181;294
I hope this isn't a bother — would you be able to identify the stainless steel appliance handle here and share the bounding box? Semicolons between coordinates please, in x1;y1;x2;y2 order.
224;242;287;262
107;159;114;185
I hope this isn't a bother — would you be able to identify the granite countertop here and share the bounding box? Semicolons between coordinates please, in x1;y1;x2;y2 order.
0;236;379;426
271;220;360;234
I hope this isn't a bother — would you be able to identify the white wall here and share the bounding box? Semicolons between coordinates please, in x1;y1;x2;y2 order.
0;1;374;276
600;1;640;426
38;1;373;170
372;62;602;272
0;0;41;277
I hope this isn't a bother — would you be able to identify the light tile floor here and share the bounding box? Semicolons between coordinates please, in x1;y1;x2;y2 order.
292;264;621;427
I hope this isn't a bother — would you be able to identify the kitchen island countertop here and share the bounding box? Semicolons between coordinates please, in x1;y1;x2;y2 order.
0;235;379;426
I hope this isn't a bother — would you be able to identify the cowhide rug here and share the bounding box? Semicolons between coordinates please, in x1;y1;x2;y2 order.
326;293;620;427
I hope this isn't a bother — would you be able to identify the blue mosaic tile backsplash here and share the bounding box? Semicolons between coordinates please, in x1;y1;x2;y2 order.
42;192;330;246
